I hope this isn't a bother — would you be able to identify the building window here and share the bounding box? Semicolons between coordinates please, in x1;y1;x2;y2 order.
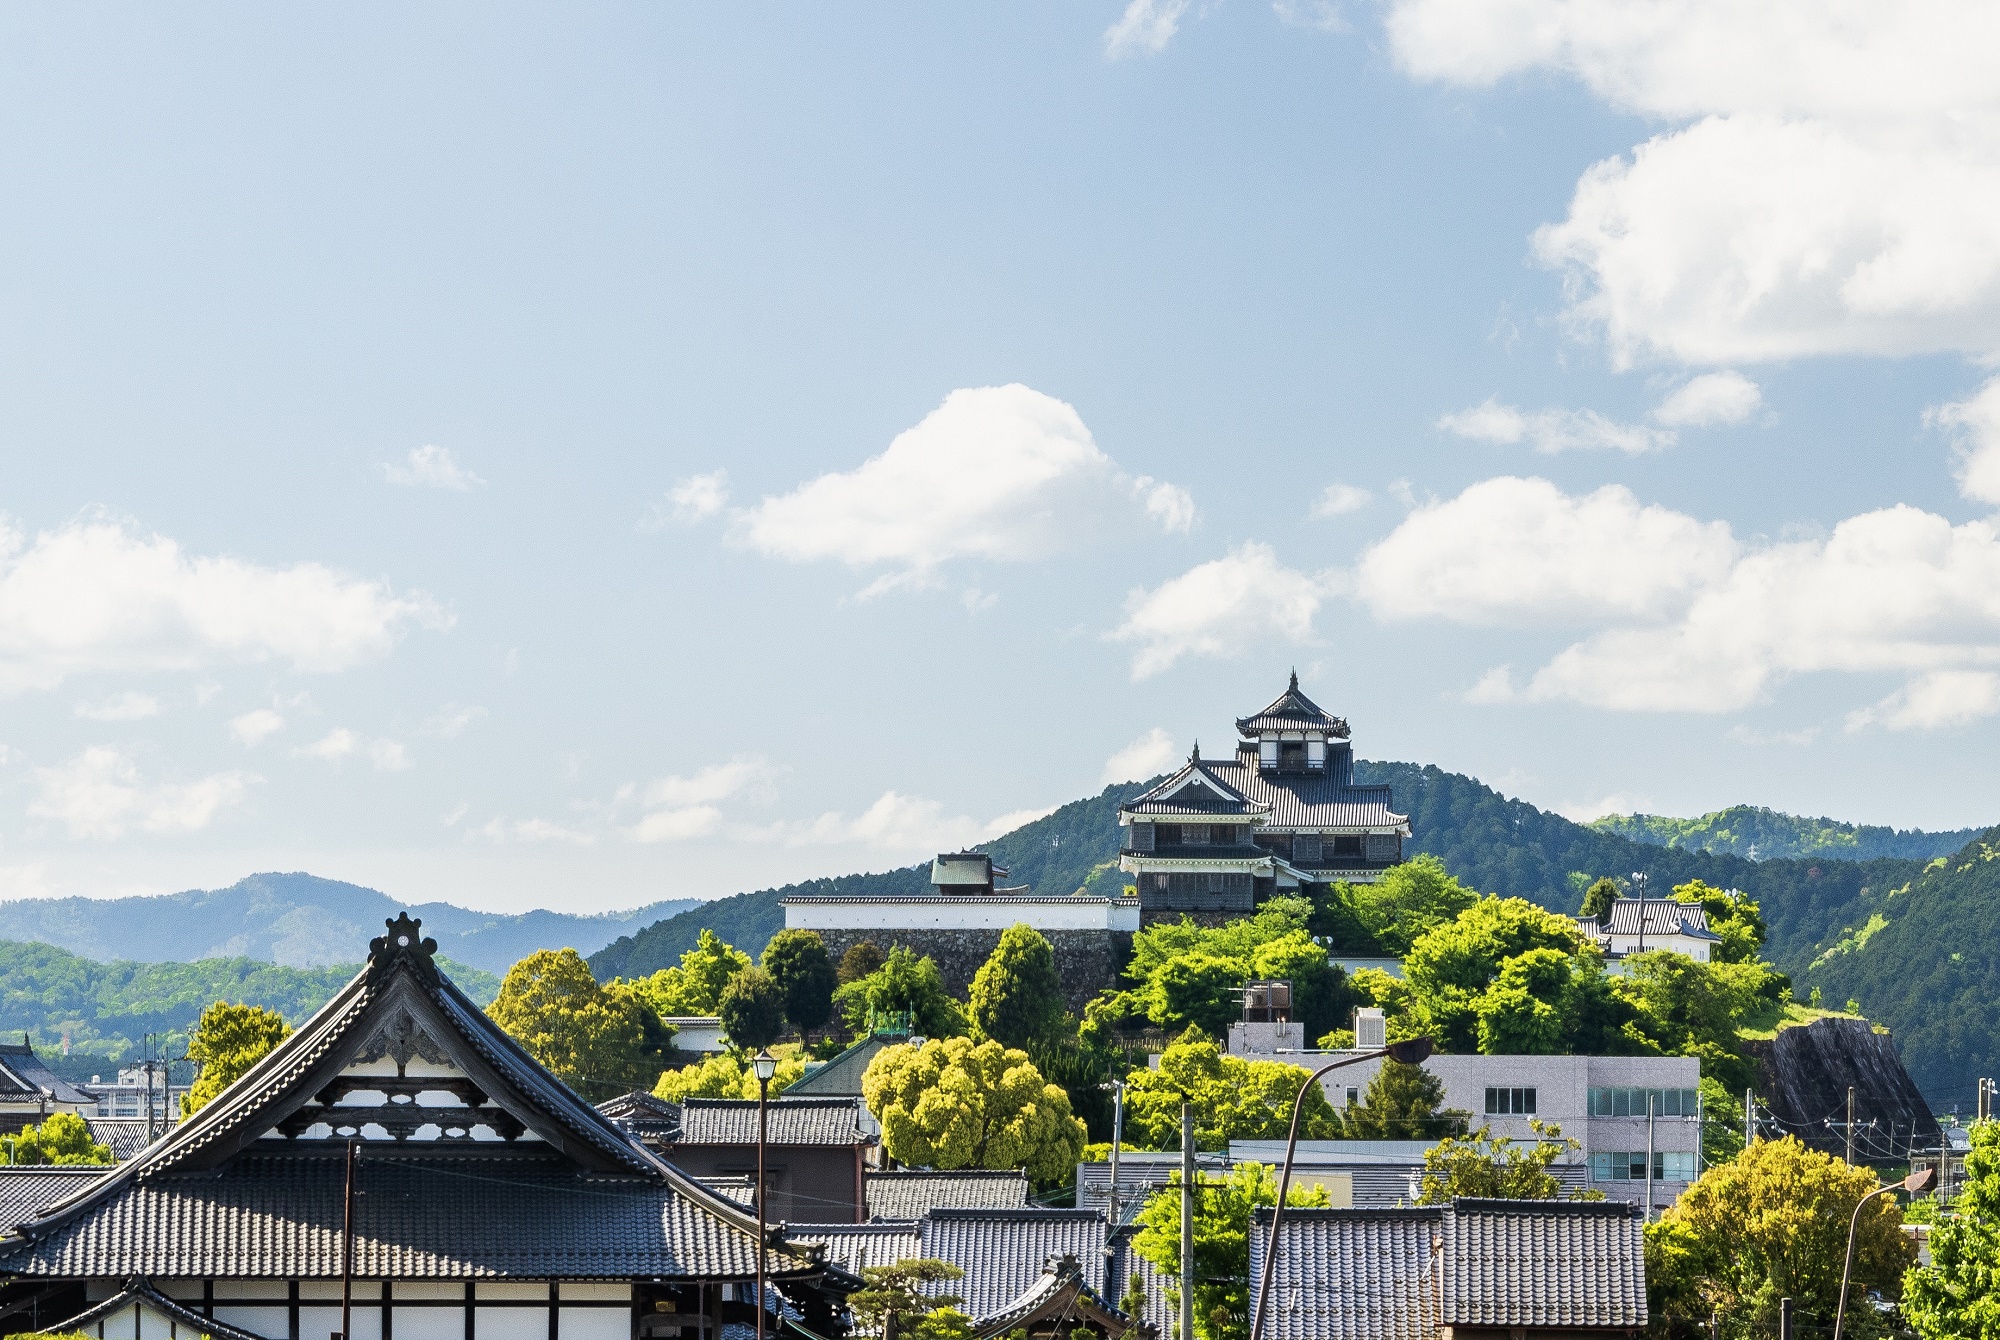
1211;825;1236;845
1332;834;1363;857
1485;1087;1536;1116
1153;874;1171;890
1259;739;1278;768
1345;1087;1359;1107
1590;1151;1697;1182
1156;825;1182;846
1588;1087;1701;1118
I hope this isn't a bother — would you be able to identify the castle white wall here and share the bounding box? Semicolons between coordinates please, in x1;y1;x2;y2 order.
782;896;1140;933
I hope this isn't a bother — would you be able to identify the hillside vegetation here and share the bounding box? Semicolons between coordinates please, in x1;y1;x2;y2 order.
0;939;501;1075
0;872;696;974
1590;804;1980;862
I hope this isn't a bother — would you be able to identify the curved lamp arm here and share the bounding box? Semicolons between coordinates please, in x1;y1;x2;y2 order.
1247;1037;1434;1340
1832;1163;1935;1340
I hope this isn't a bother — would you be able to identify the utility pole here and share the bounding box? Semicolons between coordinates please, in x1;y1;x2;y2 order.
1632;872;1648;956
1696;1086;1705;1178
1847;1086;1856;1165
1744;1088;1755;1150
1104;1079;1125;1300
1644;1093;1656;1224
1180;1103;1195;1340
338;1137;357;1340
1780;1297;1793;1340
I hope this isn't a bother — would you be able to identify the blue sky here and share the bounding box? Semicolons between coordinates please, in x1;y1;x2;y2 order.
4;3;1999;913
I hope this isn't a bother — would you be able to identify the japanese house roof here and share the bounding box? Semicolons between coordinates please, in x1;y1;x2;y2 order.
1123;752;1406;831
864;1170;1030;1220
0;1042;97;1106
1235;673;1351;739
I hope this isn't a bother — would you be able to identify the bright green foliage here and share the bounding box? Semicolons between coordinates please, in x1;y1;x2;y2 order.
1644;1136;1914;1340
1904;1119;2000;1340
1418;1120;1595;1202
760;929;837;1033
1399;896;1594;1052
1121;1029;1341;1151
1335;853;1479;955
652;1045;805;1102
836;945;966;1039
630;930;752;1018
488;949;673;1100
1697;1076;1745;1167
1342;1059;1465;1139
1132;1161;1330;1340
1580;876;1621;920
183;1000;293;1114
861;1036;1086;1184
716;966;786;1051
970;924;1065;1048
2;1112;112;1165
837;940;886;985
1671;880;1768;963
1591;806;1976;863
846;1258;970;1340
1125;902;1356;1041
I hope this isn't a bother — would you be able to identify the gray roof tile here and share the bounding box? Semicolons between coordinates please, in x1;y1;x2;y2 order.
675;1098;869;1148
1126;757;1405;830
1580;898;1721;943
0;1168;107;1236
788;1221;925;1277
919;1208;1107;1319
1249;1207;1441;1340
85;1117;159;1162
1235;676;1350;739
865;1171;1030;1220
1437;1198;1646;1329
0;1043;98;1106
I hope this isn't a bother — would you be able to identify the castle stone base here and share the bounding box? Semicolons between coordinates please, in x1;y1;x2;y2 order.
818;927;1131;1015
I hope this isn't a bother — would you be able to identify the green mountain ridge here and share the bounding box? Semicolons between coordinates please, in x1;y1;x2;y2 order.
1590;804;1981;862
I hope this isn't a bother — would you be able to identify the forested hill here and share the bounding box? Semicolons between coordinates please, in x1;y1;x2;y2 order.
0;872;699;975
1588;804;1981;862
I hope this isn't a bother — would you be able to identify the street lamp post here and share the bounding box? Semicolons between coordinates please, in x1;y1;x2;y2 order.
1247;1036;1435;1340
752;1048;779;1340
1831;1165;1935;1340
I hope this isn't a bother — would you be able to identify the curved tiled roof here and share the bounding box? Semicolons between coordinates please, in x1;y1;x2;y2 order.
864;1170;1030;1220
674;1098;870;1147
1119;757;1269;819
1124;757;1406;831
0;1042;98;1106
0;1167;107;1236
58;1275;272;1340
1235;674;1350;739
1249;1207;1440;1340
1437;1198;1646;1328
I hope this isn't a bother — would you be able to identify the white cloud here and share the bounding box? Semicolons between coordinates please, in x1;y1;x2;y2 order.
1726;724;1821;746
648;470;730;528
1353;477;1736;624
1105;0;1194;57
1847;670;2000;732
298;728;410;770
627;756;783;843
1110;541;1329;679
985;805;1059;838
1929;376;2000;506
1652;371;1764;427
74;691;161;722
1385;1;2000;365
474;816;595;845
1554;793;1653;824
1102;727;1179;785
793;791;1029;853
383;444;484;491
229;708;285;747
1310;484;1372;518
738;385;1189;592
0;516;440;695
1438;398;1674;454
630;806;724;843
28;747;254;838
423;703;486;738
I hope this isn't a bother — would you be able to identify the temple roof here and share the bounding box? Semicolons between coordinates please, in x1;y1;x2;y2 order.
673;1097;872;1147
1578;897;1722;942
0;914;821;1284
1236;672;1350;739
1122;752;1407;831
1119;752;1269;818
0;1041;97;1107
864;1170;1030;1220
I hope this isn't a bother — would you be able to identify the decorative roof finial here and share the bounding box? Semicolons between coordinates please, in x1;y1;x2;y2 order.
1190;740;1201;763
368;912;440;982
1289;667;1299;692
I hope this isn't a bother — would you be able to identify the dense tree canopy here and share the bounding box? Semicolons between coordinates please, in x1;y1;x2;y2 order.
183;1000;293;1115
3;1111;113;1165
1904;1119;2000;1340
836;945;966;1039
1121;1029;1341;1152
716;966;786;1052
760;929;837;1034
1132;1161;1329;1340
861;1036;1085;1184
1645;1137;1914;1340
629;930;752;1019
846;1259;972;1340
1342;1059;1466;1139
969;924;1065;1049
489;949;672;1100
653;1046;806;1102
1333;853;1479;955
1417;1121;1591;1203
1122;900;1356;1042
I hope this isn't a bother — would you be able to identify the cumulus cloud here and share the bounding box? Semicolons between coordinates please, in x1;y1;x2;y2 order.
423;703;486;738
1105;0;1194;57
1438;398;1673;453
383;444;484;491
0;517;440;695
1384;1;2000;365
74;691;161;722
297;728;411;771
229;708;285;747
653;470;730;527
792;791;1044;853
1353;477;1736;624
737;385;1191;594
1847;670;2000;732
1653;371;1764;427
28;747;254;838
1310;484;1373;518
1102;727;1179;785
1929;377;2000;506
627;756;782;843
1110;542;1329;679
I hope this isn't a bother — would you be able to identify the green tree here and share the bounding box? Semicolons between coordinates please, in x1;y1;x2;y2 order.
1417;1120;1596;1202
969;924;1065;1049
1473;947;1573;1054
1342;1059;1466;1139
1121;1028;1342;1151
1132;1160;1329;1340
846;1259;972;1340
1337;853;1479;955
761;929;837;1034
488;949;672;1099
1644;1136;1914;1340
1249;931;1355;1045
835;945;966;1039
1400;896;1587;1052
716;966;786;1051
1580;876;1622;920
838;939;885;985
183;1000;293;1115
3;1111;113;1165
654;1046;806;1102
631;929;752;1018
1904;1119;2000;1340
1670;880;1768;964
860;1036;1086;1185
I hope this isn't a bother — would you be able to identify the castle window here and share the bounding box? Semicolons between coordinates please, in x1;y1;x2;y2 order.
1332;835;1363;857
1307;740;1326;769
1210;825;1235;845
1156;825;1183;846
1259;739;1278;768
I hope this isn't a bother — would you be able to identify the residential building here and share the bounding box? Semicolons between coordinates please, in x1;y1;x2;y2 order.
1575;895;1722;968
84;1065;186;1126
0;1042;97;1137
662;1019;729;1055
1118;674;1411;923
657;1096;876;1225
0;913;855;1340
1248;1199;1648;1340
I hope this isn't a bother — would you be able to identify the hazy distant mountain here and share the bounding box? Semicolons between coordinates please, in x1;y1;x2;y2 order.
0;872;699;976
